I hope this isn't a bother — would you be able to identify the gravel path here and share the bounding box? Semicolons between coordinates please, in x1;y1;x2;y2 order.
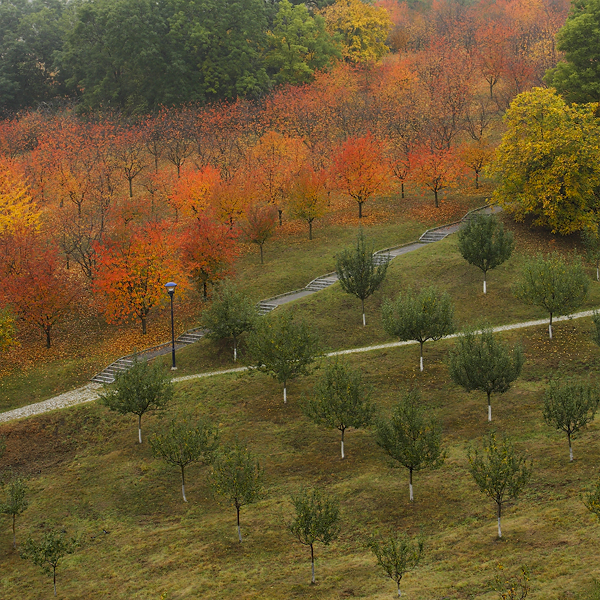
1;310;596;424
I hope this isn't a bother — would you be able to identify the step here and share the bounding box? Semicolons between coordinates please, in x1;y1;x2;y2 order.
258;303;277;315
373;253;391;265
306;278;337;291
419;232;449;243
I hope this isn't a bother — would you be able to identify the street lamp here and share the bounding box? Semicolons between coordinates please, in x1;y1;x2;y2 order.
165;282;177;370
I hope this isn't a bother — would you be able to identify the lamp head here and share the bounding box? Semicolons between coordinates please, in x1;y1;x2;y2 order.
165;282;177;296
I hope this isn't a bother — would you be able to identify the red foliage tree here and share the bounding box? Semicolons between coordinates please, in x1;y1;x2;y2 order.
409;147;464;207
179;214;239;300
240;203;278;264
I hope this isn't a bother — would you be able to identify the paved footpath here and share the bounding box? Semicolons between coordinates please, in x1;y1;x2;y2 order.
1;309;597;424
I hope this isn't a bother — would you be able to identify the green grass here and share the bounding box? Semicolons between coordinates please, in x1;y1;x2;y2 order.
1;318;600;598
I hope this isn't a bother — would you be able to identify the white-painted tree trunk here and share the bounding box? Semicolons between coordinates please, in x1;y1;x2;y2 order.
483;278;487;294
283;386;287;404
341;440;344;459
596;266;599;282
409;482;413;502
182;483;187;502
488;404;492;422
419;355;423;372
398;585;402;597
237;524;242;542
569;443;573;462
233;345;237;362
362;312;366;327
311;545;315;584
138;415;142;444
549;323;553;339
498;516;502;538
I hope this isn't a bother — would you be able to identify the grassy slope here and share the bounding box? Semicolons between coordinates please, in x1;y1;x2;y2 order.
2;209;600;597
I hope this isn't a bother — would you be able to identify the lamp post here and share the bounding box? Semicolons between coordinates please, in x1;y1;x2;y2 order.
165;282;177;370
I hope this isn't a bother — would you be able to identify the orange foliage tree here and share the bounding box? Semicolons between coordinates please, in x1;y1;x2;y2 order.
410;147;464;207
179;214;239;300
168;165;221;221
93;222;183;334
0;160;40;234
333;132;389;219
288;166;330;239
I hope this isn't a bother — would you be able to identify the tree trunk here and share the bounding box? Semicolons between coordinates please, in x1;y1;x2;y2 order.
487;391;492;422
596;264;599;282
568;432;573;462
409;468;414;502
12;514;16;549
398;582;402;596
129;177;133;198
138;414;142;444
362;298;366;327
45;326;52;349
475;171;479;189
549;313;553;340
233;337;237;362
142;316;147;335
401;182;405;199
53;567;57;596
358;201;363;219
260;243;264;265
309;220;313;240
341;428;345;459
310;543;315;584
237;504;242;542
203;281;208;301
283;384;287;404
497;502;502;538
483;272;487;294
419;342;424;372
278;208;283;227
181;465;187;502
434;189;439;208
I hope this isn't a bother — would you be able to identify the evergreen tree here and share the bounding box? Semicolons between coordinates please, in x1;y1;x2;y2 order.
302;361;374;459
468;432;532;539
542;377;599;462
375;389;446;502
99;357;173;444
288;487;341;585
201;283;259;362
448;326;524;422
246;312;322;403
336;229;389;327
457;213;514;294
210;443;264;542
382;287;454;371
150;415;219;502
515;252;589;340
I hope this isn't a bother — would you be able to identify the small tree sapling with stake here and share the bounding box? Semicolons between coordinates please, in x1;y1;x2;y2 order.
514;252;589;340
375;389;446;502
150;415;219;502
246;312;322;403
302;360;374;459
382;287;454;372
210;443;264;543
20;529;79;597
335;229;389;327
448;326;524;422
99;356;173;444
0;472;28;550
542;377;599;462
468;432;532;538
288;487;341;585
457;213;514;294
368;532;424;598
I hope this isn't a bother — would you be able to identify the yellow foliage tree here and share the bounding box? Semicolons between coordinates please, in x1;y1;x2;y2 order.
321;0;392;64
489;87;600;235
0;162;40;235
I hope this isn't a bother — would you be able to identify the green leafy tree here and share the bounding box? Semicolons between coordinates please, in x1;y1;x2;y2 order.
99;357;174;444
20;530;79;597
1;474;28;550
457;213;514;294
336;229;389;327
584;476;600;522
210;443;264;542
582;226;600;281
544;0;600;104
266;0;340;85
592;312;600;347
514;252;589;340
382;287;454;372
368;532;424;598
542;378;599;462
200;283;259;362
489;88;600;235
302;360;374;459
375;389;446;502
468;432;532;539
448;326;524;422
288;487;341;585
246;313;322;403
150;415;219;502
